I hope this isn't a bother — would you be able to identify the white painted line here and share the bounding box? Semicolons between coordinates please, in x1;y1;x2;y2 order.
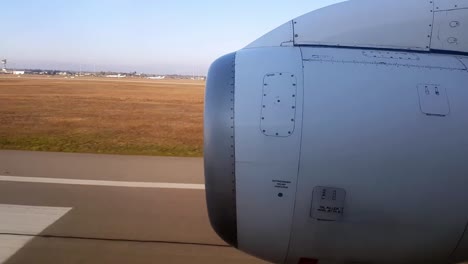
0;235;31;263
0;204;72;235
0;175;205;190
0;204;71;263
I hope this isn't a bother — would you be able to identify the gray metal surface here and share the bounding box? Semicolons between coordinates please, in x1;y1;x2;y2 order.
432;9;468;53
286;46;468;264
234;47;304;263
459;57;468;69
300;48;466;70
417;84;450;116
292;0;434;51
310;187;346;222
204;52;238;247
434;0;468;11
260;73;297;137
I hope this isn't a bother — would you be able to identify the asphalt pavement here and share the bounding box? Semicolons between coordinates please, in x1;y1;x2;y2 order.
0;150;266;264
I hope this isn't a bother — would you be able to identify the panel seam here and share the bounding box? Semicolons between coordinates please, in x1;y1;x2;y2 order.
283;46;306;263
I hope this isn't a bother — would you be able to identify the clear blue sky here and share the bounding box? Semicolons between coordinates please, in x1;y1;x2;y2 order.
1;0;344;75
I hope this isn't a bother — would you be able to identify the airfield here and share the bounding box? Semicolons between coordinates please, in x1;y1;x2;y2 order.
0;75;204;157
0;76;266;263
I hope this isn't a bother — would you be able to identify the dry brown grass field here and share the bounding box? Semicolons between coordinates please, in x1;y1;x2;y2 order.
0;75;205;157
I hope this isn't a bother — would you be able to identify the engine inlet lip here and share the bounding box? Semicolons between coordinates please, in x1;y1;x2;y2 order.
204;52;238;247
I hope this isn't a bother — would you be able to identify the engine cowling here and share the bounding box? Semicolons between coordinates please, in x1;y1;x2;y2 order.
204;1;468;263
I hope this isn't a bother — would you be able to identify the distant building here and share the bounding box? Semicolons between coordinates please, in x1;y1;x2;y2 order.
12;71;25;75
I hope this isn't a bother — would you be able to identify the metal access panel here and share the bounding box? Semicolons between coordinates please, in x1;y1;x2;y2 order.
260;73;297;137
417;84;450;116
293;0;433;51
311;186;346;221
431;9;468;53
435;0;468;11
286;46;468;264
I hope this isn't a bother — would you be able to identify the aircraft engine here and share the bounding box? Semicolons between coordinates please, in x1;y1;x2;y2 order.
204;1;468;263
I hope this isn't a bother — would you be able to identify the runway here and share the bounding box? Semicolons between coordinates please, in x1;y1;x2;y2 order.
0;150;266;264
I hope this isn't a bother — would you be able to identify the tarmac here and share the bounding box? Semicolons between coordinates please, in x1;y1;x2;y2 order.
0;150;266;264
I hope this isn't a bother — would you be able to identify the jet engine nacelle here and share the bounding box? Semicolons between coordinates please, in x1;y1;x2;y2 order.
204;1;468;263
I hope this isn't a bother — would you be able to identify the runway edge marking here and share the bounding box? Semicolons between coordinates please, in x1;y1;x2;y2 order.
0;175;205;190
0;204;72;263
